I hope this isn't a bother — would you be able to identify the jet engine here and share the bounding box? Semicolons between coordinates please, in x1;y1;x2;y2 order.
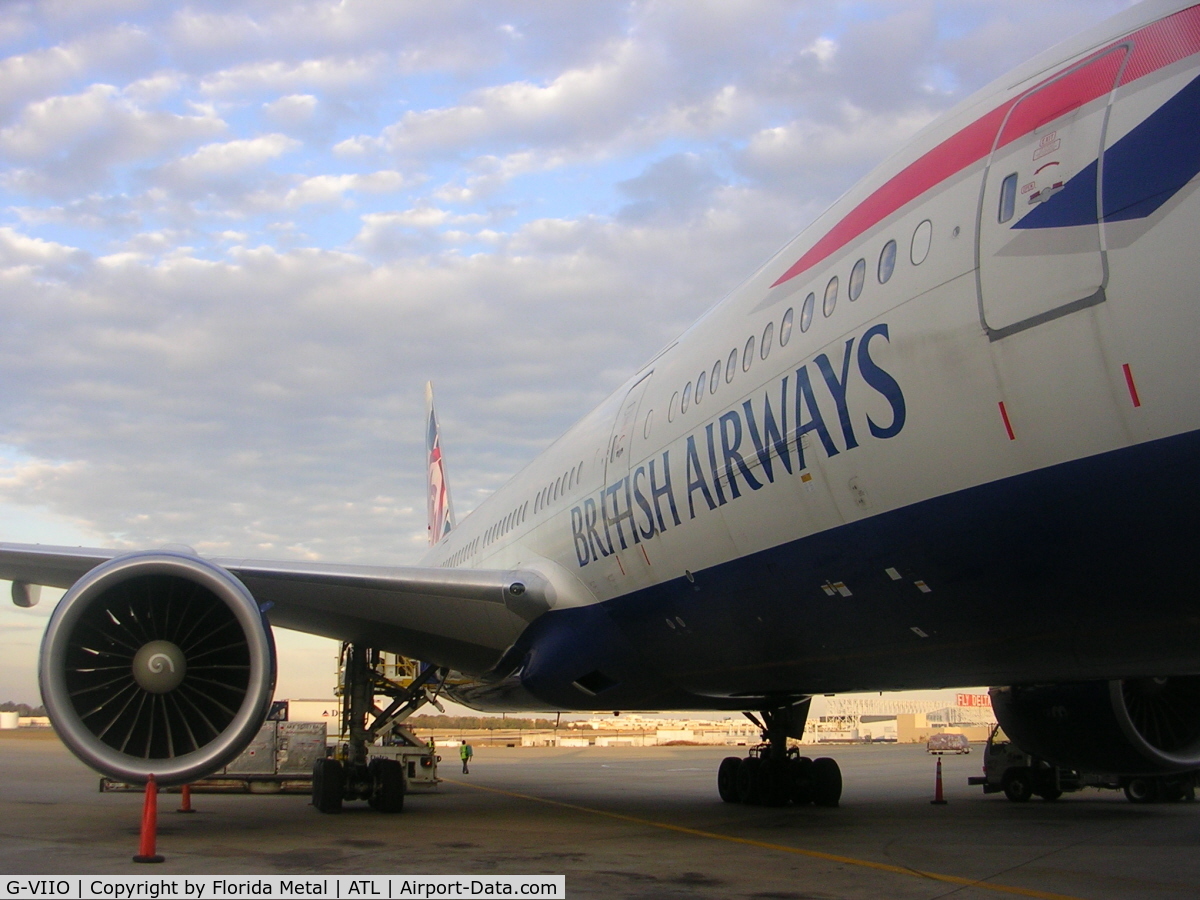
39;551;276;785
991;678;1200;775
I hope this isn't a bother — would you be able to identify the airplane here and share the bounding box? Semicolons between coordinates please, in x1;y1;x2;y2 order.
4;0;1200;812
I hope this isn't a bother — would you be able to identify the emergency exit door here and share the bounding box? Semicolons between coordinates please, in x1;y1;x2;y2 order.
976;45;1127;340
604;372;653;483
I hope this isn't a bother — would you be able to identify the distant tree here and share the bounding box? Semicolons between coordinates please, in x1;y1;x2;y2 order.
0;701;46;717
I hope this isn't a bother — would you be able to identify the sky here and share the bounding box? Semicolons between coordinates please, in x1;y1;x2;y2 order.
0;0;1137;705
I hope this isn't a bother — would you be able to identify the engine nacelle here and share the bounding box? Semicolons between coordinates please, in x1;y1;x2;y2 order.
39;551;276;785
991;678;1200;775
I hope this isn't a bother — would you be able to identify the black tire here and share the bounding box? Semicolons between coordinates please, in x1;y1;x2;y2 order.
372;758;406;813
811;757;842;808
1037;788;1063;801
736;757;761;804
312;758;344;813
1002;767;1033;803
789;756;814;805
1124;777;1161;804
717;757;742;803
367;759;381;810
760;758;790;807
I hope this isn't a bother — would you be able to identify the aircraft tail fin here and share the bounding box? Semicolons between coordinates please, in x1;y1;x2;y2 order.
425;381;456;546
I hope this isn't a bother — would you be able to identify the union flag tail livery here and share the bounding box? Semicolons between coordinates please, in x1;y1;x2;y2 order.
6;0;1200;805
425;381;455;546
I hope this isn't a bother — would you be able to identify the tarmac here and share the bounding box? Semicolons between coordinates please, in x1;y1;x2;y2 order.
2;730;1199;899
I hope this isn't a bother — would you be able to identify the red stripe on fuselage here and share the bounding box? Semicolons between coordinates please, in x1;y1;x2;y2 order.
771;4;1200;288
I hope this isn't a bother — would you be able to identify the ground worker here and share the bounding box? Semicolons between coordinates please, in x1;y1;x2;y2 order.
460;739;473;774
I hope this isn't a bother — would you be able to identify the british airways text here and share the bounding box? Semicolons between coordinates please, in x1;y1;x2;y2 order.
570;323;905;567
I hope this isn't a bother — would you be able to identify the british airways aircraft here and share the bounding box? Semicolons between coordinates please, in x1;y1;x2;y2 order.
4;0;1200;811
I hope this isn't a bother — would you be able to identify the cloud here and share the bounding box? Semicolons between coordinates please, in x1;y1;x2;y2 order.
201;56;385;97
368;39;669;155
617;152;725;224
263;93;318;127
738;104;939;194
0;83;225;197
0;24;155;119
280;170;408;208
168;133;300;179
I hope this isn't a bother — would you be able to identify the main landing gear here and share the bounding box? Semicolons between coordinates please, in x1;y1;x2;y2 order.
717;705;842;808
313;643;445;814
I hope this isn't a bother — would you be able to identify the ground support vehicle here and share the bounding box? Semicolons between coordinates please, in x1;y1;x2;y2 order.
927;733;970;755
968;725;1198;803
311;644;443;814
101;720;328;795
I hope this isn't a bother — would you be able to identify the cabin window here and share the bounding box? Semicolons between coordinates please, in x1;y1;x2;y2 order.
849;257;866;301
725;348;737;383
742;335;755;372
761;321;774;360
554;476;562;500
682;381;692;413
669;391;679;422
710;361;721;393
998;172;1018;223
800;292;815;332
695;369;707;403
823;276;838;317
779;307;794;347
910;219;932;265
878;240;897;283
643;409;653;439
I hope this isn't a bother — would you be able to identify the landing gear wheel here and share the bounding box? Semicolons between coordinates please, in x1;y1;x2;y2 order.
788;756;814;805
736;756;761;804
1124;777;1161;804
312;758;344;814
760;758;791;807
717;757;742;803
1002;767;1033;803
371;758;406;813
811;757;842;808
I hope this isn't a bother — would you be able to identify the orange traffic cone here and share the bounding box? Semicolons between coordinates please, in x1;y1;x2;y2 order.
133;775;165;863
930;757;948;805
177;783;195;814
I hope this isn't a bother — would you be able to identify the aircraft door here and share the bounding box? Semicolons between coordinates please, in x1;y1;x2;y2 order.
976;45;1127;340
604;372;653;484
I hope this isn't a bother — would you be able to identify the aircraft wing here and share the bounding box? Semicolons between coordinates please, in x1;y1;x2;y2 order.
0;542;551;676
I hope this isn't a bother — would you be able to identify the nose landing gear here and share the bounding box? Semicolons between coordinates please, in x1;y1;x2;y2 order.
717;703;842;808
